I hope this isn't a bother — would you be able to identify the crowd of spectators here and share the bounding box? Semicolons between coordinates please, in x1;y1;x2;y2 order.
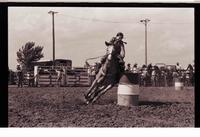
125;62;195;87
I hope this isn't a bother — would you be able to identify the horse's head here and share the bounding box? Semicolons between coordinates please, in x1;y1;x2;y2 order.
106;45;115;55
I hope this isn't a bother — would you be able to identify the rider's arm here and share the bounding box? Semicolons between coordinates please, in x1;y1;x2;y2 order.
120;44;125;59
105;37;116;46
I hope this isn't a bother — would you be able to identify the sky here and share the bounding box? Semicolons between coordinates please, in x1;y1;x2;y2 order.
8;7;194;70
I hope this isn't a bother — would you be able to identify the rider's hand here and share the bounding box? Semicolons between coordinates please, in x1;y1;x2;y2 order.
105;41;110;46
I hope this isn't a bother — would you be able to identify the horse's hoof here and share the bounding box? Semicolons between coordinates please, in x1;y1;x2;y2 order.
91;99;96;104
85;100;90;105
84;94;89;100
83;95;90;105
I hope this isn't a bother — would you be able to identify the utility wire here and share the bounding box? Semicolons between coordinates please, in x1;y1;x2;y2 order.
59;14;134;24
58;13;193;25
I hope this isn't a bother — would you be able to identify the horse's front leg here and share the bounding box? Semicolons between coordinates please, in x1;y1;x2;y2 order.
85;69;105;100
85;77;107;103
91;84;114;104
88;84;106;102
85;79;98;97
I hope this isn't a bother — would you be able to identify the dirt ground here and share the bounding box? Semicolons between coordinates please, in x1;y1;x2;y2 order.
8;86;194;127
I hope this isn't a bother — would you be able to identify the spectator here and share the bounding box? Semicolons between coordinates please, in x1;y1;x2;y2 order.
142;64;147;69
125;63;131;72
151;66;156;86
16;65;23;88
35;69;40;87
132;63;138;74
172;70;179;84
56;69;63;87
175;62;181;73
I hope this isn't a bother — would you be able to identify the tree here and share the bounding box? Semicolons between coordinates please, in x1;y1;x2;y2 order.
16;42;44;71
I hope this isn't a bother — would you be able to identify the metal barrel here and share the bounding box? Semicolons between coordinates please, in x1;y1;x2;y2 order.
117;73;139;106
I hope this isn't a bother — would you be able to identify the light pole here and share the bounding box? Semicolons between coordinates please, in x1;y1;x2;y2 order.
48;10;58;67
140;18;150;66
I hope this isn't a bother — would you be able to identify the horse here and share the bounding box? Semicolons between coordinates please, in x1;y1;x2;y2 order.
84;44;124;104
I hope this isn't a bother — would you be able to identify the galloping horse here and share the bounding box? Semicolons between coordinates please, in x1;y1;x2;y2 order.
84;44;124;104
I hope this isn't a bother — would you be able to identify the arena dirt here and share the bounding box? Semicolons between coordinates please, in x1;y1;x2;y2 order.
8;86;194;127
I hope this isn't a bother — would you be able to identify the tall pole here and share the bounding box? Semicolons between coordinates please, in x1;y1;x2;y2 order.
140;18;150;66
48;10;58;67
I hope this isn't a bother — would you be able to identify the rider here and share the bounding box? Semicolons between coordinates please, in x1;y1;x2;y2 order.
100;32;126;75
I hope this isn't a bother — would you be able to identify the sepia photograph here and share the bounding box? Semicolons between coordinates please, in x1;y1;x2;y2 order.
8;6;194;127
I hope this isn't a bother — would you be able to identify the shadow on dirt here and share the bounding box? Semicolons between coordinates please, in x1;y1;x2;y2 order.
139;101;174;106
95;99;116;105
139;101;192;106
